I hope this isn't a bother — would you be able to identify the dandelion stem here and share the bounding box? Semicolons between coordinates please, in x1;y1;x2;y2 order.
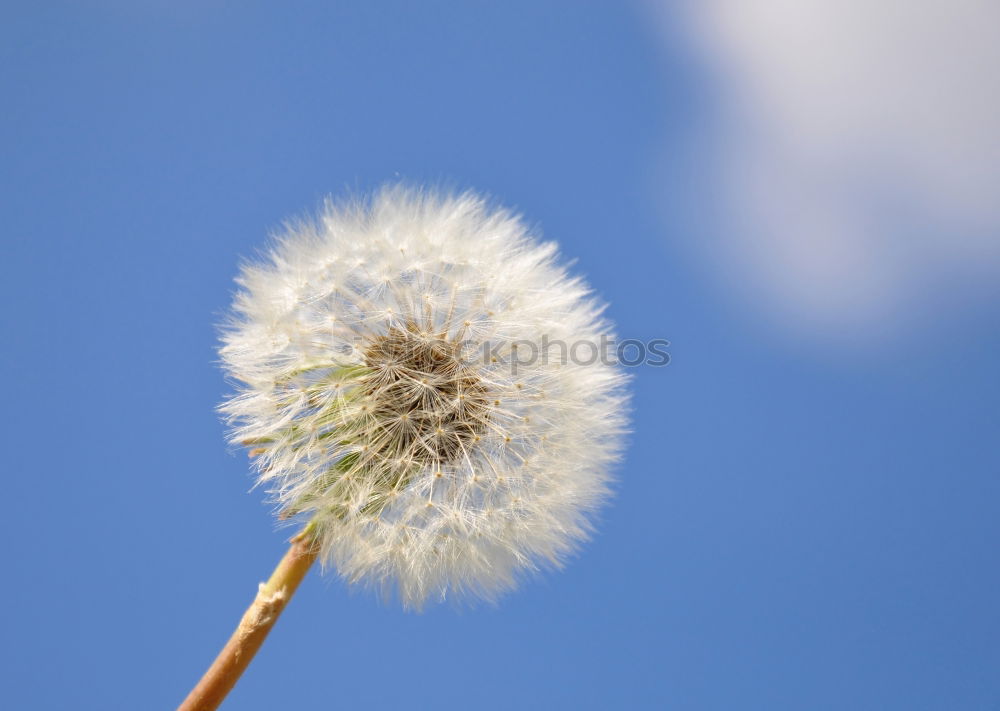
177;525;319;711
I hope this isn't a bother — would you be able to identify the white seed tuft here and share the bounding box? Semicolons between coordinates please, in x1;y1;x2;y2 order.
220;186;629;609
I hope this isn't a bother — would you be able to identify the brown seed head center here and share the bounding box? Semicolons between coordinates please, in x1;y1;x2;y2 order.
362;325;490;464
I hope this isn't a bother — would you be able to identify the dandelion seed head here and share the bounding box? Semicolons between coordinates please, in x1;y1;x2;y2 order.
220;186;629;609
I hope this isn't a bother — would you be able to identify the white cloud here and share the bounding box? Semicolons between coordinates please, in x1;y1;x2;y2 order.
655;0;1000;342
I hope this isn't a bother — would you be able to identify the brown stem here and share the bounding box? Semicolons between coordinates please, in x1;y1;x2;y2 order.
177;528;319;711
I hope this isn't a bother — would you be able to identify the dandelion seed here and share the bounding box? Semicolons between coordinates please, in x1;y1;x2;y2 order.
219;185;629;609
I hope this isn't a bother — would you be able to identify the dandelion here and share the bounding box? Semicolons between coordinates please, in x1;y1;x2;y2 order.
179;186;628;710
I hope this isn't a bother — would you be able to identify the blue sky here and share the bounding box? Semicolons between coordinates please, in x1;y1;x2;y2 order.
2;2;998;709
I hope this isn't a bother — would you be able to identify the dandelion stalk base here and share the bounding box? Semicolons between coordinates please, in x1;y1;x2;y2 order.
177;527;319;711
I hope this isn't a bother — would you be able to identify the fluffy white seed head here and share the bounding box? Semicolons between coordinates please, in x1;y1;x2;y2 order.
220;186;629;609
